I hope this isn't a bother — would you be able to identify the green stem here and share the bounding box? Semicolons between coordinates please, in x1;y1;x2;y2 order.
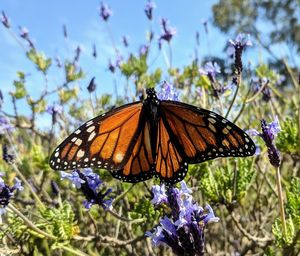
7;204;56;240
225;74;241;119
60;245;90;256
11;163;45;210
113;184;136;205
275;166;287;239
168;43;172;69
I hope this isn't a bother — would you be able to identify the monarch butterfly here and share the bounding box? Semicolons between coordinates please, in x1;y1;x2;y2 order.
50;88;256;184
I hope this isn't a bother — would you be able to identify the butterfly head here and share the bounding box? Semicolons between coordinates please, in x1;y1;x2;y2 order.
146;88;158;100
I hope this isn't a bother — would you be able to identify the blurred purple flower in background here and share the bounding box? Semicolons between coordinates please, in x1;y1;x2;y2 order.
159;18;176;43
19;26;29;39
2;144;15;164
1;11;10;28
46;104;63;124
87;77;97;93
108;59;116;73
74;46;81;63
251;77;271;102
139;44;149;56
199;61;221;83
46;104;63;115
202;19;208;34
0;116;14;135
146;181;219;255
0;173;23;215
55;56;62;68
92;43;97;58
122;35;129;47
100;2;113;21
157;82;179;101
61;169;113;210
62;24;68;38
228;33;253;52
145;0;156;20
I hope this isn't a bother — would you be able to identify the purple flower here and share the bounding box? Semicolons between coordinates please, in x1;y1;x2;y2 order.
108;54;123;73
108;59;116;73
145;0;156;20
157;82;179;101
1;11;10;28
63;24;68;38
196;31;200;46
228;33;253;49
0;174;23;215
50;180;60;195
228;34;252;74
55;56;62;68
74;46;81;62
250;116;281;167
2;144;14;164
251;77;271;102
0;116;14;135
87;77;96;93
199;62;221;82
46;104;63;115
202;19;208;34
122;35;129;47
139;44;149;56
151;184;168;205
61;169;113;210
61;171;85;189
159;18;176;43
19;26;29;39
100;2;113;21
147;181;219;255
46;103;63;123
92;43;97;58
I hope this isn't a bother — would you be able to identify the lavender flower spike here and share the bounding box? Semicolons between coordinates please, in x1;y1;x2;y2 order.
159;18;176;43
157;82;179;101
228;33;253;74
100;2;113;21
61;169;113;210
147;182;219;255
0;174;23;215
199;61;221;82
145;1;156;20
249;116;281;167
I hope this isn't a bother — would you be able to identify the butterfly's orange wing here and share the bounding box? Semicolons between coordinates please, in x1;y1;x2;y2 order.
154;117;188;183
50;102;144;171
160;101;256;164
111;119;156;182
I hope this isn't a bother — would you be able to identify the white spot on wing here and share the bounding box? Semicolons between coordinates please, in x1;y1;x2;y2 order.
114;152;124;163
75;139;82;146
87;125;95;133
88;131;96;141
86;120;93;127
77;149;85;158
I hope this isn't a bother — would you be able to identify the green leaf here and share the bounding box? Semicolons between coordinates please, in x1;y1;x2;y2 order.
64;62;85;82
59;87;79;104
26;49;52;74
276;118;300;155
11;72;27;99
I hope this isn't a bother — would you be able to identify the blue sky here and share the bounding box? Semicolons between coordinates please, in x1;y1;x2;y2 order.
0;0;296;117
0;0;226;100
